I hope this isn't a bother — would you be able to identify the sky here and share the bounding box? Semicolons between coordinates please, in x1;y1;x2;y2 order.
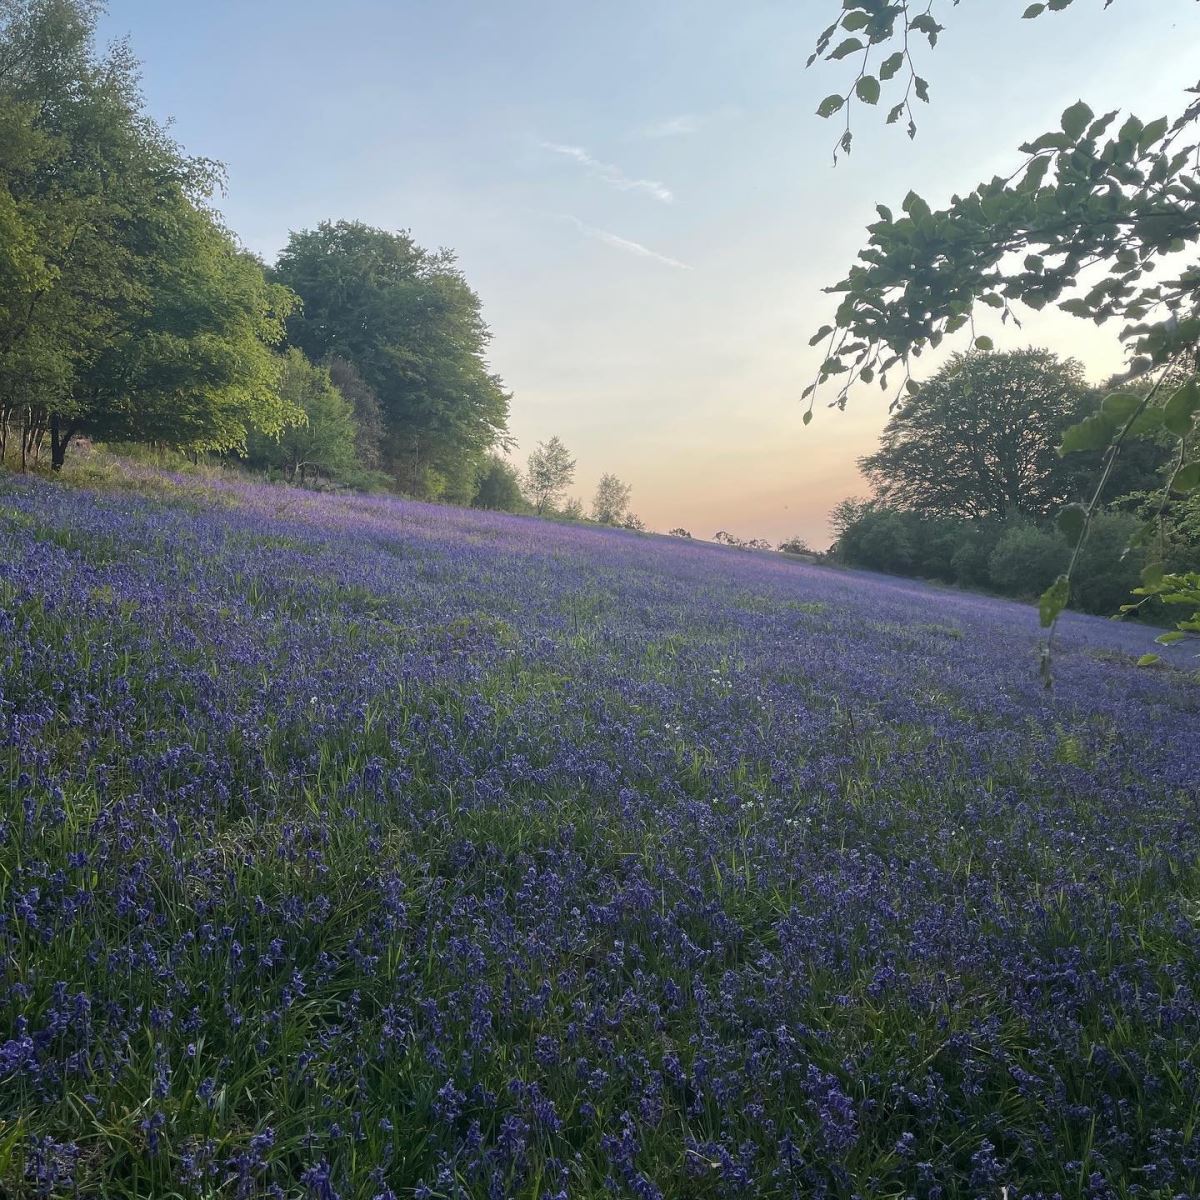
98;0;1200;547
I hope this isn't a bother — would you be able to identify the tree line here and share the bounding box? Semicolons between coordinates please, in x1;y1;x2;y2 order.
806;1;1200;655
471;436;646;530
828;349;1198;617
0;0;508;500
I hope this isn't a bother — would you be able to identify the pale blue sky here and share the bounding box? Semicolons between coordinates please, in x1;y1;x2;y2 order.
100;1;1200;545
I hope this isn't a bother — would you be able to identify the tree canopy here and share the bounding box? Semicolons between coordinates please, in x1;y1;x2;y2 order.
246;349;358;484
273;221;511;499
591;473;632;526
0;0;297;468
859;349;1166;520
524;436;576;515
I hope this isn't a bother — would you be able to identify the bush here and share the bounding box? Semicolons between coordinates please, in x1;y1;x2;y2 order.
987;524;1069;597
851;510;915;574
951;537;993;588
1071;512;1144;615
472;456;527;512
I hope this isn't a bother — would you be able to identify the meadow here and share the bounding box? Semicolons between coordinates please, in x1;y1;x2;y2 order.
1;468;1199;1200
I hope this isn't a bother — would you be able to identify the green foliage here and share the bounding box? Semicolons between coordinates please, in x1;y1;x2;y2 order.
327;356;385;469
273;221;510;496
860;350;1125;519
987;524;1068;598
810;1;1200;661
524;435;576;515
472;454;527;512
0;0;298;467
832;503;915;575
591;472;632;525
1072;512;1146;615
808;6;1200;410
831;502;1152;619
246;349;358;483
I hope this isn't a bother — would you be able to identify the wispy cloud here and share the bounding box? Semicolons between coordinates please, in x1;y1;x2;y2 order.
560;215;691;270
539;141;673;204
638;114;701;139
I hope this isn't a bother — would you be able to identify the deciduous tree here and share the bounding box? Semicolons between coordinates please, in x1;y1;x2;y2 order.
591;473;632;525
525;436;576;515
246;349;357;484
860;349;1110;520
273;221;510;496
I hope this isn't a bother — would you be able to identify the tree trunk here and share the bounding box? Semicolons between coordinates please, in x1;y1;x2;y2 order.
49;413;75;472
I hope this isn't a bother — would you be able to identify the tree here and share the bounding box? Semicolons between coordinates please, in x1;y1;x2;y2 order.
806;1;1200;651
859;350;1102;520
246;349;357;484
524;436;576;515
273;221;510;497
668;527;693;538
327;357;385;470
778;536;813;555
0;0;297;468
472;455;526;512
591;473;632;525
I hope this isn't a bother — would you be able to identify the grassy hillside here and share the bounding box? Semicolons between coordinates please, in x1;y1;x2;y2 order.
1;468;1198;1199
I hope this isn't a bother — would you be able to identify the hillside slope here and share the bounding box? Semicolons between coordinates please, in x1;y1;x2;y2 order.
2;470;1199;1199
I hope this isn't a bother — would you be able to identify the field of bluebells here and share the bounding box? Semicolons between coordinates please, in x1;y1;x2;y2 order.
2;466;1199;1200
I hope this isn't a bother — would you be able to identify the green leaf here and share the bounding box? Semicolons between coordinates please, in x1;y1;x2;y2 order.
1021;131;1072;153
879;51;904;81
1056;503;1087;543
1100;391;1141;422
1060;99;1094;141
1163;378;1200;437
829;37;863;61
1138;115;1168;151
1170;461;1200;493
1061;411;1117;453
1039;574;1070;628
1156;630;1186;645
1127;408;1164;438
1023;156;1051;191
808;324;833;346
1140;561;1165;588
1022;2;1046;15
902;191;931;220
974;335;994;351
1136;654;1162;667
875;204;893;222
817;93;845;118
802;409;813;426
855;75;880;105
